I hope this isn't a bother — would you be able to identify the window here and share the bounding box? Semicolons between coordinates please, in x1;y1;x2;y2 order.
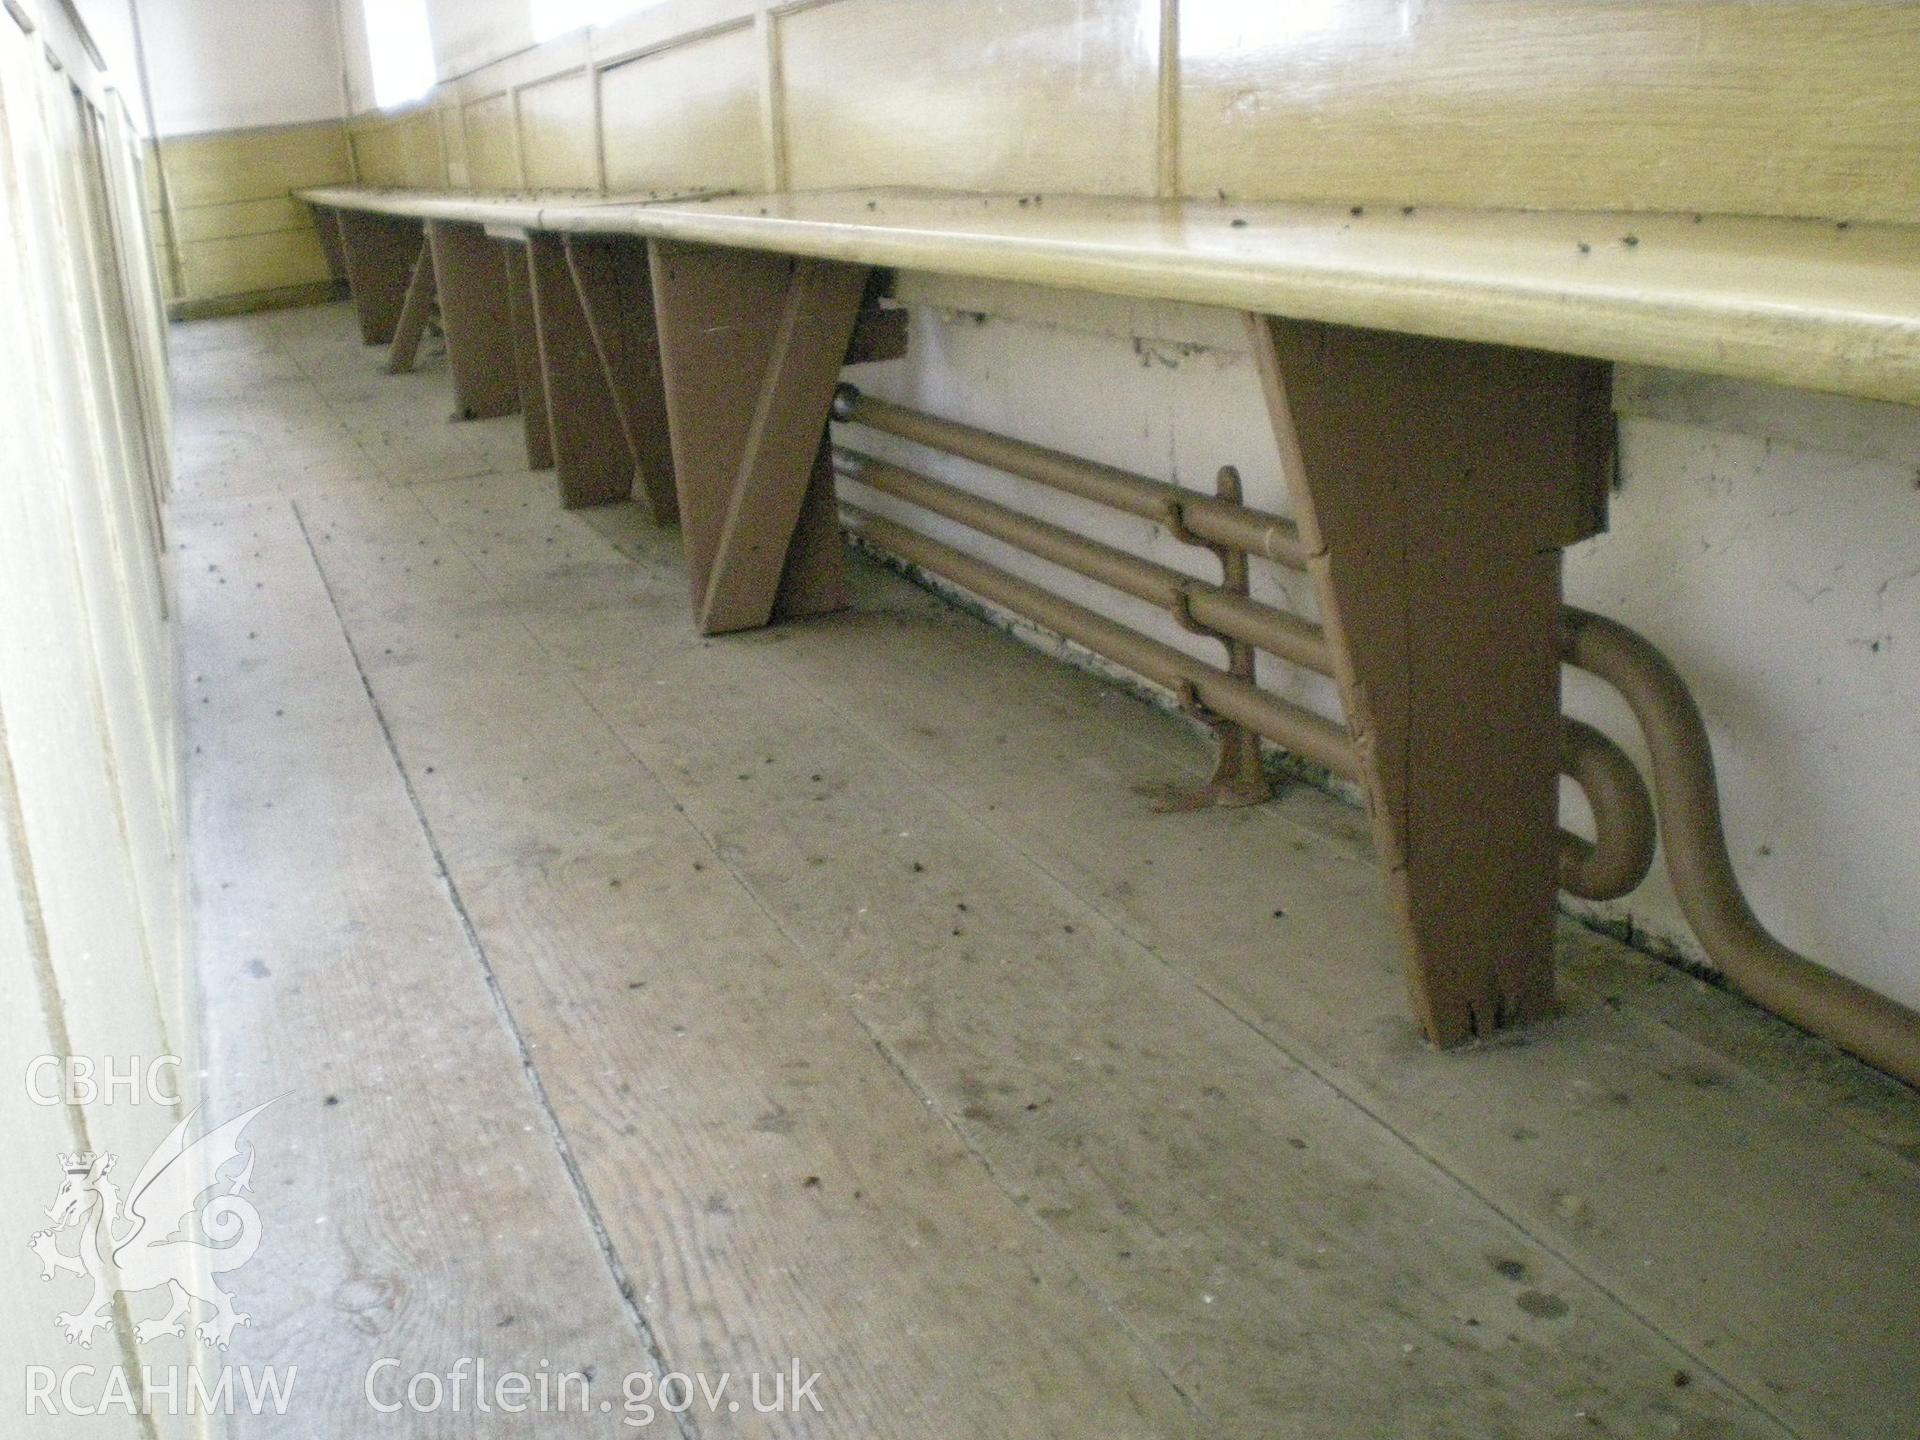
364;0;436;110
529;0;656;45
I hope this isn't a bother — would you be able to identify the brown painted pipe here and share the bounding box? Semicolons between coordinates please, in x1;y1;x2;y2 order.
1563;607;1920;1086
1558;718;1657;900
841;504;1361;780
834;385;1310;569
834;447;1334;675
838;444;1653;898
836;393;1915;1081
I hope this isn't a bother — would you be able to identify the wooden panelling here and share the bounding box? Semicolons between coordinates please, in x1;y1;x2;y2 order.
153;240;181;301
778;0;1160;195
1179;0;1920;224
145;121;350;304
341;0;1920;225
463;91;522;190
427;0;537;84
157;121;350;208
350;108;445;188
438;102;469;188
447;27;593;103
599;23;763;195
0;35;187;1429
178;228;332;300
171;194;313;243
141;140;164;211
517;69;599;190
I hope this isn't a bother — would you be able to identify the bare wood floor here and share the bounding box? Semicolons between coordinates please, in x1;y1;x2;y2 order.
177;304;1920;1439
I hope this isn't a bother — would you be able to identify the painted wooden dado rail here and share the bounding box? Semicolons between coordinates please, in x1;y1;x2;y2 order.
296;181;1920;1064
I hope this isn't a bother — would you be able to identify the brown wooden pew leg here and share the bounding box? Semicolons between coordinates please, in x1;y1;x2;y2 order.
334;210;421;346
313;206;349;295
425;219;519;421
525;233;633;510
385;239;437;375
1248;315;1613;1045
562;234;679;524
648;240;869;634
501;241;552;470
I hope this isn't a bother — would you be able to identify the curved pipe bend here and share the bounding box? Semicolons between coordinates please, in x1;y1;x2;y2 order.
1562;606;1920;1087
831;384;1919;1085
1558;718;1657;901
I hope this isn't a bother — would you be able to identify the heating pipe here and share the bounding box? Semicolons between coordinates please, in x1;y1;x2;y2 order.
833;384;1920;1086
839;505;1361;780
834;447;1333;673
1557;718;1658;902
833;388;1309;568
834;444;1655;904
1562;609;1920;1085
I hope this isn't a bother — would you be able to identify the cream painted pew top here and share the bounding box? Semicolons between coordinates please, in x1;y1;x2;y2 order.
301;184;1920;407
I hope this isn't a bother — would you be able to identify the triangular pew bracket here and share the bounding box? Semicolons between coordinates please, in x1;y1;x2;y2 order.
1249;314;1613;1045
648;240;870;635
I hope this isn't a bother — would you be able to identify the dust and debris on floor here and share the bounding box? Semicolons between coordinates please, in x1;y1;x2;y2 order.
176;304;1920;1439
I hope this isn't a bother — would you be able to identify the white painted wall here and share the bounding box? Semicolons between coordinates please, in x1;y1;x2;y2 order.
130;0;346;135
332;0;533;103
1566;386;1920;1009
333;0;377;114
842;278;1920;1013
380;0;666;89
424;0;534;84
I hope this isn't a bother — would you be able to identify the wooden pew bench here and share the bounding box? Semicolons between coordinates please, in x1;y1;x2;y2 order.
299;181;1920;1073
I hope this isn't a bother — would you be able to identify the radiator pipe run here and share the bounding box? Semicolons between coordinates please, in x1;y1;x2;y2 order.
839;505;1362;780
834;386;1310;569
1562;608;1920;1086
833;447;1334;674
833;385;1917;1086
835;443;1653;903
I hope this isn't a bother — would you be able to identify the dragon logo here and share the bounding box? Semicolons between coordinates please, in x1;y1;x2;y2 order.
28;1101;275;1351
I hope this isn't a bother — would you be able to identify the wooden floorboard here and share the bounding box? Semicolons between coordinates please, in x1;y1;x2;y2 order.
177;332;650;1436
412;486;1799;1438
746;575;1920;1440
175;304;1920;1440
292;477;1209;1438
